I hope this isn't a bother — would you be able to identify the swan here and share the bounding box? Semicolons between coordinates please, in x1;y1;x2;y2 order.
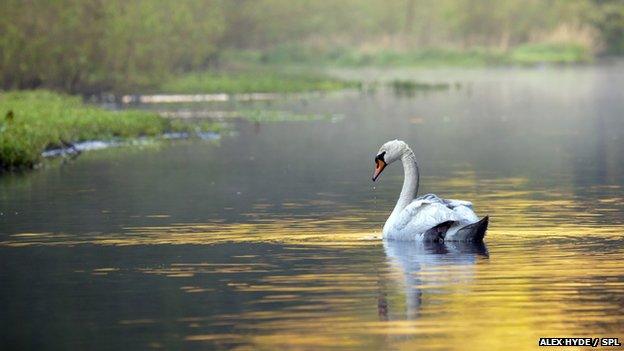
372;139;488;242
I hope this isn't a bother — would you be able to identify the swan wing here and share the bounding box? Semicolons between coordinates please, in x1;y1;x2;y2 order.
418;193;473;209
392;201;459;233
387;194;479;240
444;198;473;209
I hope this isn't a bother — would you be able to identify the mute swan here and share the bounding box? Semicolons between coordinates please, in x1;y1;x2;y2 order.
372;140;488;242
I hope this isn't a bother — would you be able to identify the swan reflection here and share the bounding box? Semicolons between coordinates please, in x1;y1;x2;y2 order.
379;240;488;320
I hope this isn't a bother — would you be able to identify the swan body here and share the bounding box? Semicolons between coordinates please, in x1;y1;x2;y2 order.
372;140;488;242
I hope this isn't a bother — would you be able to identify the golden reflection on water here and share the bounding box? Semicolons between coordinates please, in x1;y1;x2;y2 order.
2;176;622;247
2;176;623;350
168;239;623;351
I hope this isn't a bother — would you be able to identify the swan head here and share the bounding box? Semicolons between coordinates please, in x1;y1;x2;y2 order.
372;139;408;181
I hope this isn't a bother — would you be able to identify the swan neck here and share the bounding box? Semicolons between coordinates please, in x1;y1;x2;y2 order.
394;150;419;212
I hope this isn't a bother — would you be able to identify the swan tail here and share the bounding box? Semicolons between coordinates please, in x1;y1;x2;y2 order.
447;216;489;242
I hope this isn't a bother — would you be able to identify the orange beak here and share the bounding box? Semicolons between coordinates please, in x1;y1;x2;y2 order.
372;159;387;181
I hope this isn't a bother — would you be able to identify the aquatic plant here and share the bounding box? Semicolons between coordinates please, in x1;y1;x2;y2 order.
237;109;341;123
389;80;452;96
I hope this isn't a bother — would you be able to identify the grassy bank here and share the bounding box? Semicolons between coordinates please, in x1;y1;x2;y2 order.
229;43;592;67
156;43;589;96
160;68;357;94
0;90;214;171
509;43;591;64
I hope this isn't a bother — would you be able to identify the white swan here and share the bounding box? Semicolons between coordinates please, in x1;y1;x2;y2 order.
372;140;488;241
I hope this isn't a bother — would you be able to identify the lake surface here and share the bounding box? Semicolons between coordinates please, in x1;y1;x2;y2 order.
2;64;624;350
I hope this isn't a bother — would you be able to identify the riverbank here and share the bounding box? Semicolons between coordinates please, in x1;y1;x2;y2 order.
157;41;597;95
0;43;601;172
0;90;219;171
159;68;358;94
152;43;591;94
225;43;592;67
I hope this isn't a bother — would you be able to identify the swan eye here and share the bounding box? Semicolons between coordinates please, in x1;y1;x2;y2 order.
375;151;386;162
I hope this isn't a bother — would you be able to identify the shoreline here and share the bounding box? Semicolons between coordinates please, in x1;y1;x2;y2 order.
0;91;222;172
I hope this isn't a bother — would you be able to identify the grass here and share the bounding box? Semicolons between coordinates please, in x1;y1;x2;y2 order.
157;43;590;95
509;43;590;64
161;69;358;94
228;42;592;67
0;90;218;170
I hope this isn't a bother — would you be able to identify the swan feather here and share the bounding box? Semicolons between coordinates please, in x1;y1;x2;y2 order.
385;194;479;241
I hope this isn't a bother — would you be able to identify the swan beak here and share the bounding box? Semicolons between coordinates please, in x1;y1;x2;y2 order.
372;159;387;181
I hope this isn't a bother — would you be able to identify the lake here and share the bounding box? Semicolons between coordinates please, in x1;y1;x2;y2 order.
1;64;624;350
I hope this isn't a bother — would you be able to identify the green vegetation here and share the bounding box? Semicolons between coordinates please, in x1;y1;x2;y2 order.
161;69;356;94
0;91;217;170
241;44;592;67
390;80;453;96
0;0;224;93
238;110;340;123
168;119;224;135
158;43;591;95
590;1;624;55
1;1;623;94
1;0;623;174
510;43;591;65
249;45;502;66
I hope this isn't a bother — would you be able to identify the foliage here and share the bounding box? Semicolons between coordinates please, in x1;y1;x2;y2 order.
588;0;624;54
0;0;224;93
220;0;616;54
0;0;623;93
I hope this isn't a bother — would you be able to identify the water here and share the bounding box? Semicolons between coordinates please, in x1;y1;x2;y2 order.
2;64;624;350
